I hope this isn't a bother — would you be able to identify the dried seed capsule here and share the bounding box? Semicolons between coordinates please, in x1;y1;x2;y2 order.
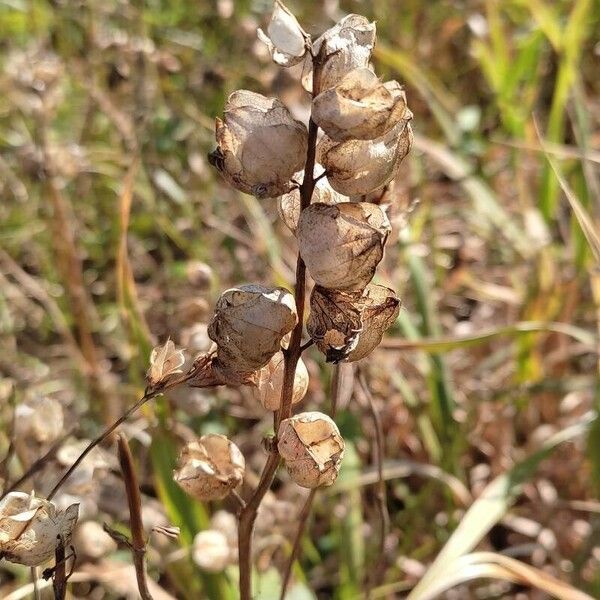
278;412;344;488
257;0;309;67
208;284;297;372
173;434;245;501
318;118;413;196
304;15;376;93
253;351;309;411
192;529;232;572
312;68;410;141
307;286;364;362
147;339;185;388
297;202;391;291
0;492;79;566
278;169;348;233
72;520;117;561
347;284;400;361
209;90;308;198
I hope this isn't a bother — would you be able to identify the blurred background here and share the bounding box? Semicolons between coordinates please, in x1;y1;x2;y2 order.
0;0;599;598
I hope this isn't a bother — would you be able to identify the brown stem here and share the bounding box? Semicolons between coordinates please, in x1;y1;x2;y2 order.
117;435;154;600
52;536;67;600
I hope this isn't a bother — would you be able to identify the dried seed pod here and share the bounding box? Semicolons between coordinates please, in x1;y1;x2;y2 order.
72;520;117;561
307;286;364;363
173;434;245;501
192;529;232;572
297;202;391;291
318;119;413;196
278;169;348;233
277;412;344;488
257;0;309;67
253;351;309;411
347;284;400;361
15;396;63;445
312;68;410;141
305;15;376;93
0;492;79;566
209;90;308;198
147;339;185;388
208;285;297;372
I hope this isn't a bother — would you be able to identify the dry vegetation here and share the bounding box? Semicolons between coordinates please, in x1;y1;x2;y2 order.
0;0;599;599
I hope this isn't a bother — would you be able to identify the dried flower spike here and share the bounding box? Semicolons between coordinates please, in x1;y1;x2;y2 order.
318;118;413;196
312;68;410;141
0;492;79;566
257;1;310;67
147;339;185;388
278;412;345;488
173;434;245;501
208;284;297;372
209;90;308;198
297;202;391;291
253;351;309;411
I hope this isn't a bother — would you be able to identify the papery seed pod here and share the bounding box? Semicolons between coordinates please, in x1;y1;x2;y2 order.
15;396;63;445
278;168;348;233
257;0;310;67
347;284;400;361
147;339;185;388
307;286;364;363
312;68;410;141
173;434;245;501
72;520;117;561
304;15;376;93
0;492;79;566
318;118;413;196
208;285;297;372
192;530;232;572
253;351;309;411
278;412;344;488
209;90;308;198
297;202;391;291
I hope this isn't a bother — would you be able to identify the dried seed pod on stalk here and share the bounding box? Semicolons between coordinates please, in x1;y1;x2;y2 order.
297;202;391;291
304;15;376;93
257;0;310;67
312;68;410;141
253;351;309;411
278;412;345;488
0;492;79;566
147;339;185;389
209;90;308;198
192;529;233;572
208;284;297;373
318;118;413;196
307;286;364;363
173;434;245;501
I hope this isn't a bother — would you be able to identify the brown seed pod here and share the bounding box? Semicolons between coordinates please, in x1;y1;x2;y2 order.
317;118;413;196
277;412;345;488
208;285;298;372
312;68;410;141
0;492;79;566
192;529;232;572
209;90;308;198
173;434;245;501
347;284;400;361
297;202;391;291
307;286;364;363
253;351;309;411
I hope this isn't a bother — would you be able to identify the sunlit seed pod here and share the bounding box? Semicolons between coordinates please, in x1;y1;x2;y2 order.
72;520;117;561
277;168;348;233
209;510;238;550
317;118;413;196
257;0;310;67
208;285;297;372
185;260;213;290
253;351;309;411
173;434;245;501
347;284;400;361
147;339;186;388
297;202;391;291
208;90;308;198
277;412;345;488
15;396;63;445
192;529;232;572
0;492;79;567
307;286;364;363
303;14;376;93
312;68;410;141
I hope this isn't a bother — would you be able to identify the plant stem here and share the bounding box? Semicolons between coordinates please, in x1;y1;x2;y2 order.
52;536;67;600
117;434;154;600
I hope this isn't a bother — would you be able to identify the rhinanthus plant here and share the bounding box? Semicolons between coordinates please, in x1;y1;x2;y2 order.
32;2;412;597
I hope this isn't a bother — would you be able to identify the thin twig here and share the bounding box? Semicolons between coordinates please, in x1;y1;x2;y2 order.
117;434;154;600
52;536;67;600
